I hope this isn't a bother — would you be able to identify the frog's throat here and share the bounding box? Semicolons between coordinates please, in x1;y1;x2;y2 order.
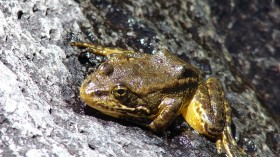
97;104;151;118
80;90;151;118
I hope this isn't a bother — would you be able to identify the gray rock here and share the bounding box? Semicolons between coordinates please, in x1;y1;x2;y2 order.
0;0;279;157
210;0;280;118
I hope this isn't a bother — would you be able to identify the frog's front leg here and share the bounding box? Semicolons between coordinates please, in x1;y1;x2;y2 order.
181;78;247;156
70;42;135;56
148;98;182;132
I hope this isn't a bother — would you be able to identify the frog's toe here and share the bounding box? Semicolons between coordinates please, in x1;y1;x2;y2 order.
216;132;248;157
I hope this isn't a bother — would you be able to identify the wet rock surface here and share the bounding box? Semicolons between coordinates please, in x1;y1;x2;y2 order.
210;0;280;119
0;0;279;156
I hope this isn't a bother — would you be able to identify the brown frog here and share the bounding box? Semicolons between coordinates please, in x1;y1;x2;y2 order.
71;42;247;157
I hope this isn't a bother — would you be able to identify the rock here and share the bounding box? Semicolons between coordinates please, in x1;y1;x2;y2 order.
0;0;279;156
210;0;280;119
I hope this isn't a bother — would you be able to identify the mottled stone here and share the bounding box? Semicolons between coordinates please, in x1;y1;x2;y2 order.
210;0;280;118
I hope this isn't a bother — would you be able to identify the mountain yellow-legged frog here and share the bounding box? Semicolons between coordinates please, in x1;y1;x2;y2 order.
71;42;247;157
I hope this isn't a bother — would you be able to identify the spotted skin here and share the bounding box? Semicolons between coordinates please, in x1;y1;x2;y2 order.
71;42;247;157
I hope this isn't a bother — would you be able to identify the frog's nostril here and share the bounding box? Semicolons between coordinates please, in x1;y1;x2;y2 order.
86;80;91;85
94;90;109;97
95;90;103;96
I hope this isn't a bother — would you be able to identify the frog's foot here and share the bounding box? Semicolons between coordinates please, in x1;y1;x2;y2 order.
214;91;247;157
70;42;134;56
216;128;248;157
216;93;248;157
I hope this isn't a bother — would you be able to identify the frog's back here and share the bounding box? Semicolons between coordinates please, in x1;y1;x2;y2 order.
99;50;199;95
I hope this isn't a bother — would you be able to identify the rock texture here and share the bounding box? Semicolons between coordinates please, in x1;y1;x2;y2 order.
0;0;279;157
210;0;280;119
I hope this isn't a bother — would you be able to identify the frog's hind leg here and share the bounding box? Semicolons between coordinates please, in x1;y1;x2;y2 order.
181;78;226;137
216;100;248;157
70;42;134;56
215;99;235;155
181;78;247;156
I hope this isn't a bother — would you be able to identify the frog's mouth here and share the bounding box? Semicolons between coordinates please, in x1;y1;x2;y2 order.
80;88;152;118
94;102;151;118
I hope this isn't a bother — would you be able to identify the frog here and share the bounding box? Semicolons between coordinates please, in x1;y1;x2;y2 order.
71;42;247;157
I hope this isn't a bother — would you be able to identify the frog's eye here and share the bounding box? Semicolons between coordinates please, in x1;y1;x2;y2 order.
112;85;128;98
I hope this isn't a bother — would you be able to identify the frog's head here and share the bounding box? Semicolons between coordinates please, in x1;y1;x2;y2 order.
80;60;152;119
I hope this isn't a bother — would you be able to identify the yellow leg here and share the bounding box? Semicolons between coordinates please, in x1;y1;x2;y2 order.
181;78;247;156
216;101;248;157
216;137;223;154
70;42;134;56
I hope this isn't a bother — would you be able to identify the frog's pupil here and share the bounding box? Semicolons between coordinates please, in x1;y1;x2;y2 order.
117;89;126;95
